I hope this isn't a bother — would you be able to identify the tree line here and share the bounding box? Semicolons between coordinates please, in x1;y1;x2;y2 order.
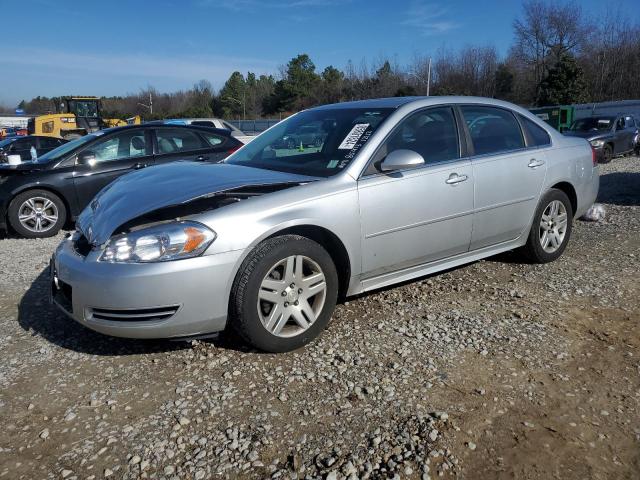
6;1;640;120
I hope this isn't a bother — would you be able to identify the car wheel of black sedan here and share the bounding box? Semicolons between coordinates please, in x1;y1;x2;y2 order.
521;189;573;264
8;189;67;238
229;235;338;352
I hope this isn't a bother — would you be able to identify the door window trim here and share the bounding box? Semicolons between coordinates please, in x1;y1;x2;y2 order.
152;126;209;156
359;104;464;179
455;104;553;161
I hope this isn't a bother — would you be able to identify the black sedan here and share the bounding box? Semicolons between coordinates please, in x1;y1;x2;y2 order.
0;124;243;238
0;135;68;162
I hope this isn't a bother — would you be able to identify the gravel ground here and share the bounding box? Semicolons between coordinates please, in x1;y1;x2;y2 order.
0;156;638;480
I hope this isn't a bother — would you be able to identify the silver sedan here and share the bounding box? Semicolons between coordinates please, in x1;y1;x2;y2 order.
51;96;599;352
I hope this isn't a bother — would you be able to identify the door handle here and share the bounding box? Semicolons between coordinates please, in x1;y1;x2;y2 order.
528;158;545;168
195;155;209;161
445;173;468;185
132;162;147;169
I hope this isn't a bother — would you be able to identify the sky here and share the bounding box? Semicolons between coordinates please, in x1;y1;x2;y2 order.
0;0;637;107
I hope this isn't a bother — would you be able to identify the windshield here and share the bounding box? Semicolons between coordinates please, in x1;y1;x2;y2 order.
0;137;19;148
569;117;614;132
35;134;97;163
225;108;394;177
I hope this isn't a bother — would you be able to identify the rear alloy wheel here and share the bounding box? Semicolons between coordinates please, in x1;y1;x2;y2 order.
521;189;572;263
230;235;338;352
601;144;613;163
8;189;67;238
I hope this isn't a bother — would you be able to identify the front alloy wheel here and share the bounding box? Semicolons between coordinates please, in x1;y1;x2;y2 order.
230;235;338;352
8;189;67;238
258;255;327;337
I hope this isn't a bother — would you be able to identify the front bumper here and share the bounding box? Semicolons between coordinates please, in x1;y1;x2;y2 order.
51;237;242;339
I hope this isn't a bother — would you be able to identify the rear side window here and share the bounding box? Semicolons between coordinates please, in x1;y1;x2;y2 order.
156;128;206;154
191;121;215;127
461;106;524;156
519;115;551;147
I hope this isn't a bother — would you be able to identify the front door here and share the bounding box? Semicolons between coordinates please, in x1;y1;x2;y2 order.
73;129;153;209
459;105;547;250
358;106;474;279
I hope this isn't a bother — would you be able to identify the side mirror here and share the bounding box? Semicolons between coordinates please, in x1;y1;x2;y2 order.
380;149;425;172
77;151;97;166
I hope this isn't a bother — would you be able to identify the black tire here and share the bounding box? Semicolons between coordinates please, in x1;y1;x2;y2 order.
521;189;573;264
600;144;613;163
8;189;67;238
229;235;338;352
286;138;296;150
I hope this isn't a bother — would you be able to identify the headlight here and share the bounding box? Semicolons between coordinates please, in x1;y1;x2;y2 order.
590;139;605;148
100;221;215;263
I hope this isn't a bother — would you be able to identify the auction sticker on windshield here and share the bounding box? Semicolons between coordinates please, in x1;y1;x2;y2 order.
338;123;370;150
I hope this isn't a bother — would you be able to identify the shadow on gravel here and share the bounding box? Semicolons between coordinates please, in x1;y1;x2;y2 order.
598;171;640;206
18;268;197;356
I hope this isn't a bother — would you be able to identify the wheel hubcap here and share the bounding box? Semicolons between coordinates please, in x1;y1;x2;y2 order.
257;255;327;338
539;200;567;253
18;197;58;233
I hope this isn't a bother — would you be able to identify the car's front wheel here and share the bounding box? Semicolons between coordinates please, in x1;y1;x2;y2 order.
8;189;67;238
521;189;573;263
229;235;338;352
601;144;613;163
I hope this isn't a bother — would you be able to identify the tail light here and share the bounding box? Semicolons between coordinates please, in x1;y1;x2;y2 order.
226;143;242;155
591;146;597;166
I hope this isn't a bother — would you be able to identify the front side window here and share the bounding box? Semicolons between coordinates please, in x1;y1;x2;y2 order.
156;128;205;154
519;115;551;147
226;108;393;177
461;106;524;156
85;131;147;163
369;106;460;171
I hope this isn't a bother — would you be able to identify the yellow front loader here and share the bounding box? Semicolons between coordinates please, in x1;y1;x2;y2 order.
27;96;141;140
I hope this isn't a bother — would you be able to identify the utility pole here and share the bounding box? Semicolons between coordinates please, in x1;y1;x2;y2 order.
427;57;432;97
138;92;153;115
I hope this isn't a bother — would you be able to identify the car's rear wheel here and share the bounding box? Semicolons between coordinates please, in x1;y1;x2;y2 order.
8;189;67;238
229;235;338;352
601;144;613;163
521;189;573;263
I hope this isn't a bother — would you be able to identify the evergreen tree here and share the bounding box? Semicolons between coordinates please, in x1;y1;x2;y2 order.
536;52;586;106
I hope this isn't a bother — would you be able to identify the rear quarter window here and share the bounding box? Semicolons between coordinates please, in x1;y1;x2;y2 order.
519;115;551;147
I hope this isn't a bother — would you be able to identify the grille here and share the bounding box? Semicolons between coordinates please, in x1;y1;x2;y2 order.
73;234;92;257
88;305;180;322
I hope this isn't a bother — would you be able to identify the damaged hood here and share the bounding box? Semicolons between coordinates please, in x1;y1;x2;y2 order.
77;162;316;245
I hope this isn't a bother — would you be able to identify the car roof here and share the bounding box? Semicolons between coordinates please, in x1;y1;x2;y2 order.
312;95;535;111
100;123;233;137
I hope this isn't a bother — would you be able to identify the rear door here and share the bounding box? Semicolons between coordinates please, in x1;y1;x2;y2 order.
152;127;215;164
459;105;548;250
73;129;153;208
